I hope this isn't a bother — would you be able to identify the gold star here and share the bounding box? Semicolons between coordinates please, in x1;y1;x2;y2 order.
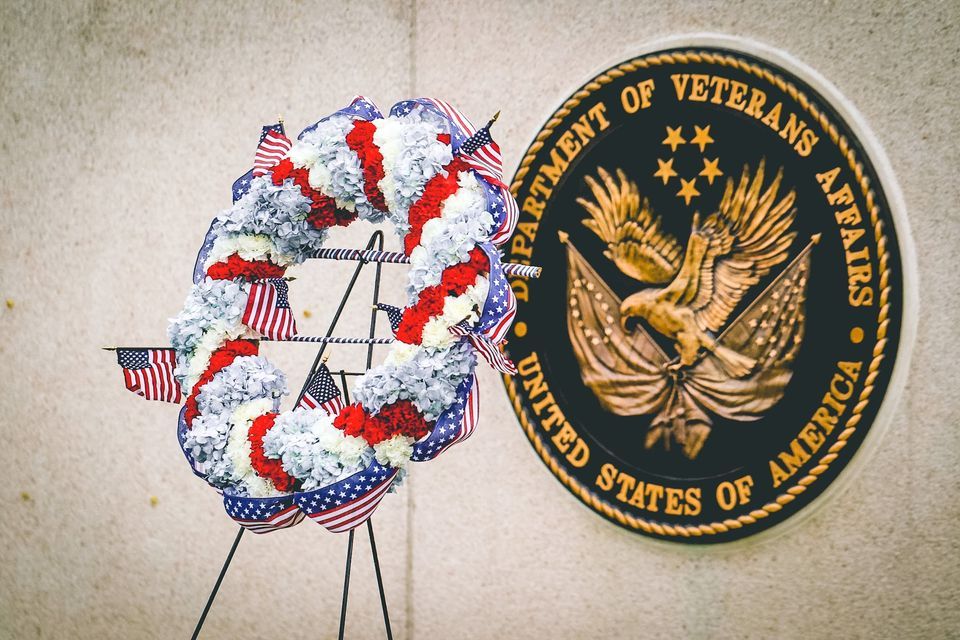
653;158;678;185
690;125;714;151
662;126;685;152
676;178;700;205
699;157;723;184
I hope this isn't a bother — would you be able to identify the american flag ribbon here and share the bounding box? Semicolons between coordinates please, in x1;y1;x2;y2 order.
224;494;306;534
193;219;217;284
476;176;519;248
299;95;383;140
375;303;404;335
242;278;298;340
477;244;517;345
116;348;182;403
411;374;479;462
297;363;345;416
252;126;292;177
176;405;209;481
449;325;517;375
295;460;399;533
231;168;254;203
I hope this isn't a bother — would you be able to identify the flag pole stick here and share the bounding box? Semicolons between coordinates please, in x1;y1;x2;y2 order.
337;528;356;640
305;248;542;279
360;242;395;640
367;518;394;640
190;527;244;640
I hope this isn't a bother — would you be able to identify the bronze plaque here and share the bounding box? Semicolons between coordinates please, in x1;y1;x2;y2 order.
503;47;904;542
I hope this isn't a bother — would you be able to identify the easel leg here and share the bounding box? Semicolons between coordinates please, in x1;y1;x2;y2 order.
337;528;356;640
191;527;245;640
367;518;394;640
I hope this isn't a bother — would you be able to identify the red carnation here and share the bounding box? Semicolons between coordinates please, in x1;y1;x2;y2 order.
248;413;296;492
271;159;295;185
334;403;368;439
206;254;286;281
333;400;432;446
345;120;388;212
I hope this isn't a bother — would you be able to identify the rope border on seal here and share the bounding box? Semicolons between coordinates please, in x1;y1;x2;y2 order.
503;49;894;539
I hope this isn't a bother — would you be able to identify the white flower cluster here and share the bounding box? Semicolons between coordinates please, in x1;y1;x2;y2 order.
168;278;251;389
262;409;372;491
374;109;454;231
214;175;327;264
292;115;378;220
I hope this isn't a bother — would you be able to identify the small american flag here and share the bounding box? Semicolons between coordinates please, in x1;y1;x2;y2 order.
243;278;298;340
224;494;305;534
116;348;182;403
253;123;292;177
375;303;404;335
459;115;503;186
298;363;345;416
295;461;399;533
411;374;479;462
449;325;517;375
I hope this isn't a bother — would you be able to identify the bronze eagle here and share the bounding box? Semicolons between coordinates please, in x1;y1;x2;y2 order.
566;161;815;458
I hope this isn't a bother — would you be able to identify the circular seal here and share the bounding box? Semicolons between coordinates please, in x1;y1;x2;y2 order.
503;47;905;543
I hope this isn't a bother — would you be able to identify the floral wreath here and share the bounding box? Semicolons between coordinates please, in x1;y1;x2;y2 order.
168;97;519;533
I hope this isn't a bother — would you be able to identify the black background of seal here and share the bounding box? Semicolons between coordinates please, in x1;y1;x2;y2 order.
506;47;903;541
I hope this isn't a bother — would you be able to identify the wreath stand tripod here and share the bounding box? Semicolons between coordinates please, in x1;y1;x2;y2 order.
191;230;393;640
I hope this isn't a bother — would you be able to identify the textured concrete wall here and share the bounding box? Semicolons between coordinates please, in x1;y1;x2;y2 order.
1;1;957;638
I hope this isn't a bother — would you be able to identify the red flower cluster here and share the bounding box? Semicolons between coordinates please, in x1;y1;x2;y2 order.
271;158;357;229
248;413;297;492
206;254;287;281
345;120;387;212
184;339;259;427
395;247;490;344
334;400;432;446
404;157;469;255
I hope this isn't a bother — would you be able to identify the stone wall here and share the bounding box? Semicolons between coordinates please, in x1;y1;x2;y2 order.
1;1;957;638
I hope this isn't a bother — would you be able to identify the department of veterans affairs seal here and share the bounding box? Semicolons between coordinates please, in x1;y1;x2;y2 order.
503;47;905;543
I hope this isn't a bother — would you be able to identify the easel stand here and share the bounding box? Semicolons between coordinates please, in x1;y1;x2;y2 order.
191;231;392;640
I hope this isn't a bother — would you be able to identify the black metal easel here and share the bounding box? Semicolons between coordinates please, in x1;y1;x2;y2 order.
190;230;393;639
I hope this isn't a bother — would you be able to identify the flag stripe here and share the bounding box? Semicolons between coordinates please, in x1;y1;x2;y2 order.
252;131;292;177
308;475;397;533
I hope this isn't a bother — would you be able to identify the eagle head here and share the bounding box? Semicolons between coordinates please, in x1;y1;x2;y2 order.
620;289;656;331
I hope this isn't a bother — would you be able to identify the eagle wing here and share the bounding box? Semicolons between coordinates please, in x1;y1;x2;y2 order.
687;160;798;333
577;166;682;284
563;236;672;416
684;242;813;421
